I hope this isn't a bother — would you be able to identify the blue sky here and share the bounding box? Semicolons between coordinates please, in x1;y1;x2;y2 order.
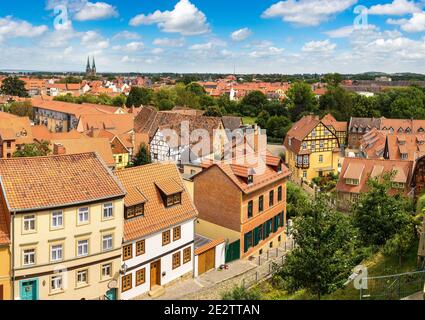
0;0;425;73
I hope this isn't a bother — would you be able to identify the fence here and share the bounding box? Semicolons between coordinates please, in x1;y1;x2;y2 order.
242;239;295;289
360;269;425;300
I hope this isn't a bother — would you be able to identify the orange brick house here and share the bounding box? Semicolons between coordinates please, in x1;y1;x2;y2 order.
193;154;290;261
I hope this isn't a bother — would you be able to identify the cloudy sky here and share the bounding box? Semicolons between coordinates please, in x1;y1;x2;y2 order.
1;0;425;74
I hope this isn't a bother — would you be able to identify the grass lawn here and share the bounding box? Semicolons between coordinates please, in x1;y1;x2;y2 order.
256;243;421;300
242;116;257;125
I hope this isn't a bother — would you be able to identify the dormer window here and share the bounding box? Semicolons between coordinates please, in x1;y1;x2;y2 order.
166;193;182;207
247;175;254;185
125;204;145;220
419;128;424;133
345;178;359;186
401;153;408;160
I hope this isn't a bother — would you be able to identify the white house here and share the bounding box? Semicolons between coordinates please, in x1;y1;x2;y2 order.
115;163;198;299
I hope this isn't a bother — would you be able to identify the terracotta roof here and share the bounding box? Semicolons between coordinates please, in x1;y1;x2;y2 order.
155;179;184;196
321;113;348;132
32;126;88;142
0;112;33;144
51;138;115;167
115;163;198;241
284;115;321;153
0;153;125;212
337;157;413;195
195;237;225;255
343;163;365;180
77;114;134;135
31;98;123;118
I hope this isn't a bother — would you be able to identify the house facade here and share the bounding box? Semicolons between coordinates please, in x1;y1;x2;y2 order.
115;163;198;299
284;115;341;183
0;199;11;300
0;153;126;300
0;112;33;158
193;154;290;261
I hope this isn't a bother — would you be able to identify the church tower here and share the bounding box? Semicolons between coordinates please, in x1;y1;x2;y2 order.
91;57;97;77
86;56;92;76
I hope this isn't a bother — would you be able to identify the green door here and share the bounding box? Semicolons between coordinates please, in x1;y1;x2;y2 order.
105;288;117;300
225;240;240;263
20;279;38;300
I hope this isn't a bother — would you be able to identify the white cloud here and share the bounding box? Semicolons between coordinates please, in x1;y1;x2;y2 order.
112;31;141;40
151;48;164;54
324;24;377;38
0;16;48;41
231;28;252;41
81;30;109;49
249;46;284;58
262;0;358;26
189;41;226;51
302;39;336;52
153;37;186;47
398;12;425;32
74;1;118;21
368;0;421;16
129;0;209;35
113;41;144;52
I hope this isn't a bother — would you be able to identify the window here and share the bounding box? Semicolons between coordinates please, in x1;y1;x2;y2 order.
319;155;324;163
319;141;324;148
172;252;181;269
102;235;113;252
345;178;359;186
136;240;145;256
166;193;182;207
51;244;63;262
51;211;63;229
77;240;89;257
244;231;253;253
183;247;191;264
258;196;264;212
103;203;113;219
102;263;112;279
173;226;181;241
247;201;253;218
77;270;88;286
121;274;132;293
23;249;35;266
23;215;36;232
78;207;89;224
278;186;283;202
162;230;171;246
247;175;254;185
6;141;11;148
125;204;144;219
51;275;63;292
301;142;307;150
123;244;133;261
303;171;307;179
136;268;146;286
401;153;408;160
269;190;275;207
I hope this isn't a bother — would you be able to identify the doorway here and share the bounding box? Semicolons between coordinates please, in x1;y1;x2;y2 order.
150;260;161;289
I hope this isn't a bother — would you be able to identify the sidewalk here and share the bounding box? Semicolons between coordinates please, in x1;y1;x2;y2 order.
134;239;294;300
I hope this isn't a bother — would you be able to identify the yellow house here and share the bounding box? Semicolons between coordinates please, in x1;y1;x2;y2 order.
111;136;130;169
0;152;126;300
284;115;341;183
0;200;11;300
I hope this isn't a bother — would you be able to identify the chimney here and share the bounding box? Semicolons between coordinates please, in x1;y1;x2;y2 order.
53;143;66;155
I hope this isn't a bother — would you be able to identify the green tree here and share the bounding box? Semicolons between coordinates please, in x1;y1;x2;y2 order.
9;101;33;119
286;81;318;121
203;106;222;117
186;82;206;96
319;86;353;121
153;87;177;111
175;83;199;109
353;174;413;247
382;223;416;266
126;87;153;107
286;182;310;219
0;76;29;97
276;196;357;300
112;94;127;107
323;73;343;87
256;110;270;129
221;285;261;300
13;141;50;157
265;115;292;140
132;143;151;167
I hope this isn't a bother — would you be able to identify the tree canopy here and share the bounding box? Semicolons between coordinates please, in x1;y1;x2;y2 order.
0;76;29;97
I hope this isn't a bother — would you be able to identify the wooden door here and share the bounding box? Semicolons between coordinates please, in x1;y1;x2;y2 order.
0;284;3;300
150;260;161;289
198;248;216;276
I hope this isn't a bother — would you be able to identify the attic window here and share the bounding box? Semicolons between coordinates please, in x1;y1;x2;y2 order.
166;193;182;207
406;128;411;134
125;204;144;220
247;175;254;185
401;153;408;160
419;128;424;133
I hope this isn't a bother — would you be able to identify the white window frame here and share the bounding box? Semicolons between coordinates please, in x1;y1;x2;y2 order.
23;215;36;232
51;244;63;262
50;275;63;292
102;234;113;252
78;207;89;225
77;239;89;257
23;249;36;266
51;211;63;229
101;263;112;279
103;203;113;220
76;269;89;286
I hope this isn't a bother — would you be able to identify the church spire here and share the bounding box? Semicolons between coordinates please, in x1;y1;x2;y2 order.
86;56;91;72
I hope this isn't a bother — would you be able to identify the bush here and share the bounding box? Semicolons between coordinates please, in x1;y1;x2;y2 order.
221;285;261;300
